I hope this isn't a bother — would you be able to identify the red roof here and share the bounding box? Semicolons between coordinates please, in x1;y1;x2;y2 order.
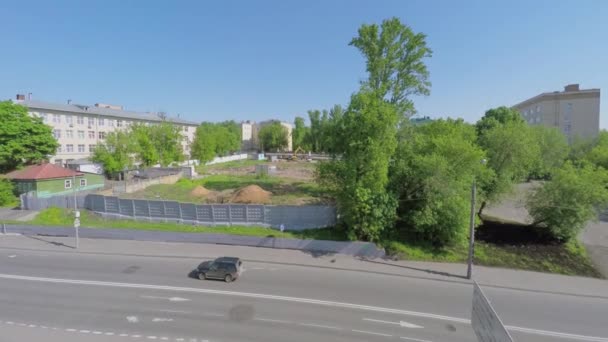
5;163;83;180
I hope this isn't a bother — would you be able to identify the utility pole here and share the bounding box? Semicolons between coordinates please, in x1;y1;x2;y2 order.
466;178;476;280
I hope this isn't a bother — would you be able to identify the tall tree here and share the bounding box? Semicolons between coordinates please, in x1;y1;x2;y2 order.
0;101;58;172
292;116;310;150
528;126;569;180
349;17;432;116
258;122;289;152
191;123;218;163
307;110;322;152
130;123;159;167
150;121;184;166
475;106;525;139
92;130;134;178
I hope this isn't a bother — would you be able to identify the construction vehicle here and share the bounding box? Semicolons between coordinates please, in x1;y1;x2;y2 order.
290;146;305;161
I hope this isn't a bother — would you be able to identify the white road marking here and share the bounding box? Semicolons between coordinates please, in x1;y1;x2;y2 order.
157;309;191;314
66;328;77;332
80;330;91;333
40;325;48;329
132;335;142;338
400;336;433;342
106;332;115;335
254;317;294;324
298;322;342;330
364;318;423;329
6;321;14;325
8;254;16;258
152;318;174;322
147;336;158;339
17;323;26;326
1;273;607;342
28;324;37;327
120;333;129;337
93;331;103;334
352;329;393;337
127;316;139;323
141;295;190;302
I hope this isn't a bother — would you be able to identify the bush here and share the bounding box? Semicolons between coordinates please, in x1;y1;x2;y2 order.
0;178;16;207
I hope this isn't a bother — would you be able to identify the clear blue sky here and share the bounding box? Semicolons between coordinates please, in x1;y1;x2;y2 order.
1;0;607;127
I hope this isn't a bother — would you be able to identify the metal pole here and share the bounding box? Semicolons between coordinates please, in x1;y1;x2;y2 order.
467;178;476;280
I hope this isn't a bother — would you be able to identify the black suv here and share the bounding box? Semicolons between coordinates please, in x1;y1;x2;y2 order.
197;257;242;282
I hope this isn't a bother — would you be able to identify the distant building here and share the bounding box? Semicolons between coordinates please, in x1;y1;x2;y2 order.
512;84;600;142
240;120;293;152
12;95;198;166
6;163;104;198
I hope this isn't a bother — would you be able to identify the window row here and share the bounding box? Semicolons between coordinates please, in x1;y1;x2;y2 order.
37;113;126;127
52;130;106;140
63;178;87;189
56;144;97;153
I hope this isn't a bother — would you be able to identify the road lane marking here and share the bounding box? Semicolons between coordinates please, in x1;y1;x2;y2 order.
254;317;294;324
141;295;190;302
106;332;115;335
152;318;174;322
1;273;607;342
120;333;129;337
28;324;37;327
80;330;91;333
364;318;423;329
400;337;433;342
93;331;103;334
127;316;139;323
299;322;342;330
352;329;392;337
132;335;142;338
66;328;77;332
147;336;158;339
8;254;16;258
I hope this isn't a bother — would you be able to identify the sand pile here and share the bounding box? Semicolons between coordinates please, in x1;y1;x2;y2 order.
190;185;212;197
231;185;272;204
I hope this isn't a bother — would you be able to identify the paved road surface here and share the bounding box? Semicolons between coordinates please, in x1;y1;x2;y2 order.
1;240;607;342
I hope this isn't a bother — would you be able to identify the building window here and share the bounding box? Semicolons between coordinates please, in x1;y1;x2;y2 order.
98;118;104;126
39;112;48;122
89;144;96;152
108;119;114;127
57;145;62;153
536;105;541;113
78;144;85;153
78;130;85;139
88;131;95;139
66;130;73;139
98;131;106;139
53;129;61;139
88;117;95;127
55;159;63;166
117;120;123;127
66;115;73;125
52;114;61;123
536;117;541;123
66;144;74;152
64;179;72;189
77;116;84;125
80;179;87;187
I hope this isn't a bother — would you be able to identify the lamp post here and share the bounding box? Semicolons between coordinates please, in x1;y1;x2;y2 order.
467;159;487;280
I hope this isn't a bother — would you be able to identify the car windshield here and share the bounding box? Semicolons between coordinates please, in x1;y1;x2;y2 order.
1;2;607;342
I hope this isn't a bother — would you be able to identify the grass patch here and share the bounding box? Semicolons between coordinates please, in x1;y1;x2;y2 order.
29;207;344;241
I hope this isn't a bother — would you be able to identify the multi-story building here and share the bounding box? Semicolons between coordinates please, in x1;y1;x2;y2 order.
512;84;600;142
240;120;293;152
13;95;198;166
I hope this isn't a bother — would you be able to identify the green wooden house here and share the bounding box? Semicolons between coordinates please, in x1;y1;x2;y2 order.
6;163;105;198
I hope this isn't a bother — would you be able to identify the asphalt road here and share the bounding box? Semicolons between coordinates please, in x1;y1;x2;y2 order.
1;243;607;342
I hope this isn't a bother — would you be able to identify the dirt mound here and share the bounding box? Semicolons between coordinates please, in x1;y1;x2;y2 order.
231;185;272;204
190;185;211;197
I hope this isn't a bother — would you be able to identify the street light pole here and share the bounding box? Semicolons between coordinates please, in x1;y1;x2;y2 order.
466;177;476;280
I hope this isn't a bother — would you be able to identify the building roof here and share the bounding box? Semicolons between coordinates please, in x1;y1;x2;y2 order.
66;158;98;165
14;99;198;126
5;163;83;180
512;88;600;109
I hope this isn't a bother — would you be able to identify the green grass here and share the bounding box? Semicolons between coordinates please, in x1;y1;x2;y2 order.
30;207;342;240
383;238;602;278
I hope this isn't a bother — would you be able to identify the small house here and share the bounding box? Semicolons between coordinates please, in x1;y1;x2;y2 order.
66;158;104;175
6;163;105;198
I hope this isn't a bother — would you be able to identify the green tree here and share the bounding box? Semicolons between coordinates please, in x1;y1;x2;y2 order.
258;122;288;152
130;124;159;167
307;110;322;152
475;106;525;139
0;101;58;172
527;162;608;242
317;91;399;241
476;112;539;218
92;131;135;178
218;120;241;154
528;126;569;180
349;17;432;116
191;123;217;163
581;131;608;169
150;122;184;166
292;116;310;150
0;178;16;207
389;119;489;245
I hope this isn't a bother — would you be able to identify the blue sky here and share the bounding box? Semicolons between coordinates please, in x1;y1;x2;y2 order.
1;0;607;127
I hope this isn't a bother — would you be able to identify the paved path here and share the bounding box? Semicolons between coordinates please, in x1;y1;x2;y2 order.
1;235;607;342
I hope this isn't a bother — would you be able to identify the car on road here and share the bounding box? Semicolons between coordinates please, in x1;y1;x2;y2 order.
197;257;242;282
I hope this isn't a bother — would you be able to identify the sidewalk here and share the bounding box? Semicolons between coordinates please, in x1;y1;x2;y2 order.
1;234;607;299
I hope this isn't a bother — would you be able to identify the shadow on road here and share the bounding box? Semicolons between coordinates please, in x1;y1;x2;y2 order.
25;235;74;249
356;257;467;280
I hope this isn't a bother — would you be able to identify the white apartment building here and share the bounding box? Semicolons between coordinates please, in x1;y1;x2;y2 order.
512;84;600;142
13;95;198;166
240;120;293;152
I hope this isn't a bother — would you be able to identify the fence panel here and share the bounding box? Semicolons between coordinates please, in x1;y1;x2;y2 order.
180;203;197;221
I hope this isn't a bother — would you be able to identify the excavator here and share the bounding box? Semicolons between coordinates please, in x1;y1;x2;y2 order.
289;146;305;161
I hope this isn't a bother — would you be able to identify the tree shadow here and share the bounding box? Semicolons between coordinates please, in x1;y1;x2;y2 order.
356;256;467;280
25;234;74;249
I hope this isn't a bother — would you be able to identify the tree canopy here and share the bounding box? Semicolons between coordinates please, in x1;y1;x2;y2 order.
0;101;58;172
91;130;135;177
190;121;242;163
258;122;288;152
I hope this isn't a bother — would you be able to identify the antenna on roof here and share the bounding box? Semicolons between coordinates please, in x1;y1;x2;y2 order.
67;99;72;104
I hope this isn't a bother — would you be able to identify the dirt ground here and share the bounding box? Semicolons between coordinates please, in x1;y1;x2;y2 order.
206;160;316;181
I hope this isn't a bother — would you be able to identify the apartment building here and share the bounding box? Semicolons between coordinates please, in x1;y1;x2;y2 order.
512;84;600;142
13;95;198;166
240;120;293;152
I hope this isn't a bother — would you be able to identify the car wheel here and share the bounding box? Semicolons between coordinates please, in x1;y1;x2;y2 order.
198;272;206;280
224;274;233;283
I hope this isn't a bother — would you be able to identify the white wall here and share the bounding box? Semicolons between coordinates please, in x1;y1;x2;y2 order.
205;154;248;165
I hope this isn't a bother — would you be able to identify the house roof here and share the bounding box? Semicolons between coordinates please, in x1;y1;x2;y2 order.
5;163;83;180
14;99;198;126
66;158;98;165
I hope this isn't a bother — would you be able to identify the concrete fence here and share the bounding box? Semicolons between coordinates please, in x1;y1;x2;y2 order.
205;153;249;165
85;195;336;230
20;191;90;211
